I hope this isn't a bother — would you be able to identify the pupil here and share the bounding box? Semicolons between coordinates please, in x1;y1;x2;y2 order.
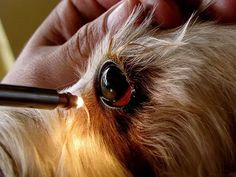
100;63;130;106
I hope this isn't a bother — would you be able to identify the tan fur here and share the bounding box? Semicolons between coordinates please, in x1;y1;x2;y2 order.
1;9;236;177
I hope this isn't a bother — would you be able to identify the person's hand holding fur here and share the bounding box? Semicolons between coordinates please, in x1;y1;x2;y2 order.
3;0;137;89
2;0;236;89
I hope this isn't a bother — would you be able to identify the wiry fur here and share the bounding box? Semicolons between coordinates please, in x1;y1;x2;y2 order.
1;9;236;177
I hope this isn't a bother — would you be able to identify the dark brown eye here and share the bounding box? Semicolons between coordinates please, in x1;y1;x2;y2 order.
98;61;132;108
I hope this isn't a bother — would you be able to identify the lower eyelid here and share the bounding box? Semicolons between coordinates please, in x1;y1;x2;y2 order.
112;86;132;107
97;60;133;109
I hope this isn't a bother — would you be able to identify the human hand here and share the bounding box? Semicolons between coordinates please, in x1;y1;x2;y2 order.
3;0;236;89
141;0;236;28
2;0;139;89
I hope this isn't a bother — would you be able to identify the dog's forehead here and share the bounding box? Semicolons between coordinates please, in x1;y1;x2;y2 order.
68;12;236;99
68;19;156;94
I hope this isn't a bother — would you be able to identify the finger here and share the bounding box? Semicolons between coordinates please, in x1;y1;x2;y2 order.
206;0;236;23
63;0;139;64
97;0;121;9
49;0;138;88
28;0;85;47
71;0;106;21
27;0;121;47
72;0;123;20
141;0;183;28
2;46;78;89
3;0;139;89
174;0;201;18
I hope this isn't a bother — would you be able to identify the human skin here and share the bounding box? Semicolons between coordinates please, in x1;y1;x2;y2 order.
2;0;236;89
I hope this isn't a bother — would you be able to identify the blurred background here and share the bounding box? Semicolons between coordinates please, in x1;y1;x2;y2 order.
0;0;58;79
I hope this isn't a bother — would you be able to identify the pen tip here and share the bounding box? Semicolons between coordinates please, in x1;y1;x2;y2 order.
76;96;84;109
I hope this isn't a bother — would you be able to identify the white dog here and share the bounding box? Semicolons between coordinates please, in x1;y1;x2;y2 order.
0;9;236;177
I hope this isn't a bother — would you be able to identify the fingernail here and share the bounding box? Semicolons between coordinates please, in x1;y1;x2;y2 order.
140;0;155;7
107;0;138;31
139;0;157;14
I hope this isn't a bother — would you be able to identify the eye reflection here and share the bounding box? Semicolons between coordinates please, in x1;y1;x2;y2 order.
98;61;132;108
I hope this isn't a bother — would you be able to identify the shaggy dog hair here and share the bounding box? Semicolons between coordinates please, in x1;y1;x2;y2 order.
1;9;236;177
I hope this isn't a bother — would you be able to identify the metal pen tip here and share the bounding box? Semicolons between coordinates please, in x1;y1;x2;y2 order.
0;84;83;110
58;93;84;109
76;96;84;109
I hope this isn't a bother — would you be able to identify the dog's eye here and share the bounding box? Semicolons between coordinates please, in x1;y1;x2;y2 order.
98;61;132;108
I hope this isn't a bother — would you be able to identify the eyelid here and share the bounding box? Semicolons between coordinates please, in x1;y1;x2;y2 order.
97;60;133;109
112;86;132;107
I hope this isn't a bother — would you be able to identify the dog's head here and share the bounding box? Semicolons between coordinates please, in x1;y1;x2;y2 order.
60;11;236;177
1;11;236;177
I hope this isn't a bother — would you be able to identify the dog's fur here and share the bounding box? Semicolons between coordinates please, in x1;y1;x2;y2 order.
1;9;236;177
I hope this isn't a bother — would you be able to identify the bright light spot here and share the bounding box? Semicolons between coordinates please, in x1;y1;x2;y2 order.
72;135;83;150
76;96;84;109
66;118;73;127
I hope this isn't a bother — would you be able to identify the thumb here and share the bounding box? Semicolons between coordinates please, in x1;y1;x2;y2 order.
2;0;139;89
62;0;139;67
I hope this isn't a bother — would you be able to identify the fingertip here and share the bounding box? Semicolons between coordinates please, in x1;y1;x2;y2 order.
208;0;236;23
107;0;140;32
63;0;140;66
141;0;184;28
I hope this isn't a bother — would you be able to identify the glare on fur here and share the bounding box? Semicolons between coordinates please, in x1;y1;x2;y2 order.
1;8;236;177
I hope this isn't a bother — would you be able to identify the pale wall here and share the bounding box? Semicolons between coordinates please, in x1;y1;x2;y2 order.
0;0;58;57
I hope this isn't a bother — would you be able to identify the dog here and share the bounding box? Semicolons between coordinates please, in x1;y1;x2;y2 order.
0;8;236;177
